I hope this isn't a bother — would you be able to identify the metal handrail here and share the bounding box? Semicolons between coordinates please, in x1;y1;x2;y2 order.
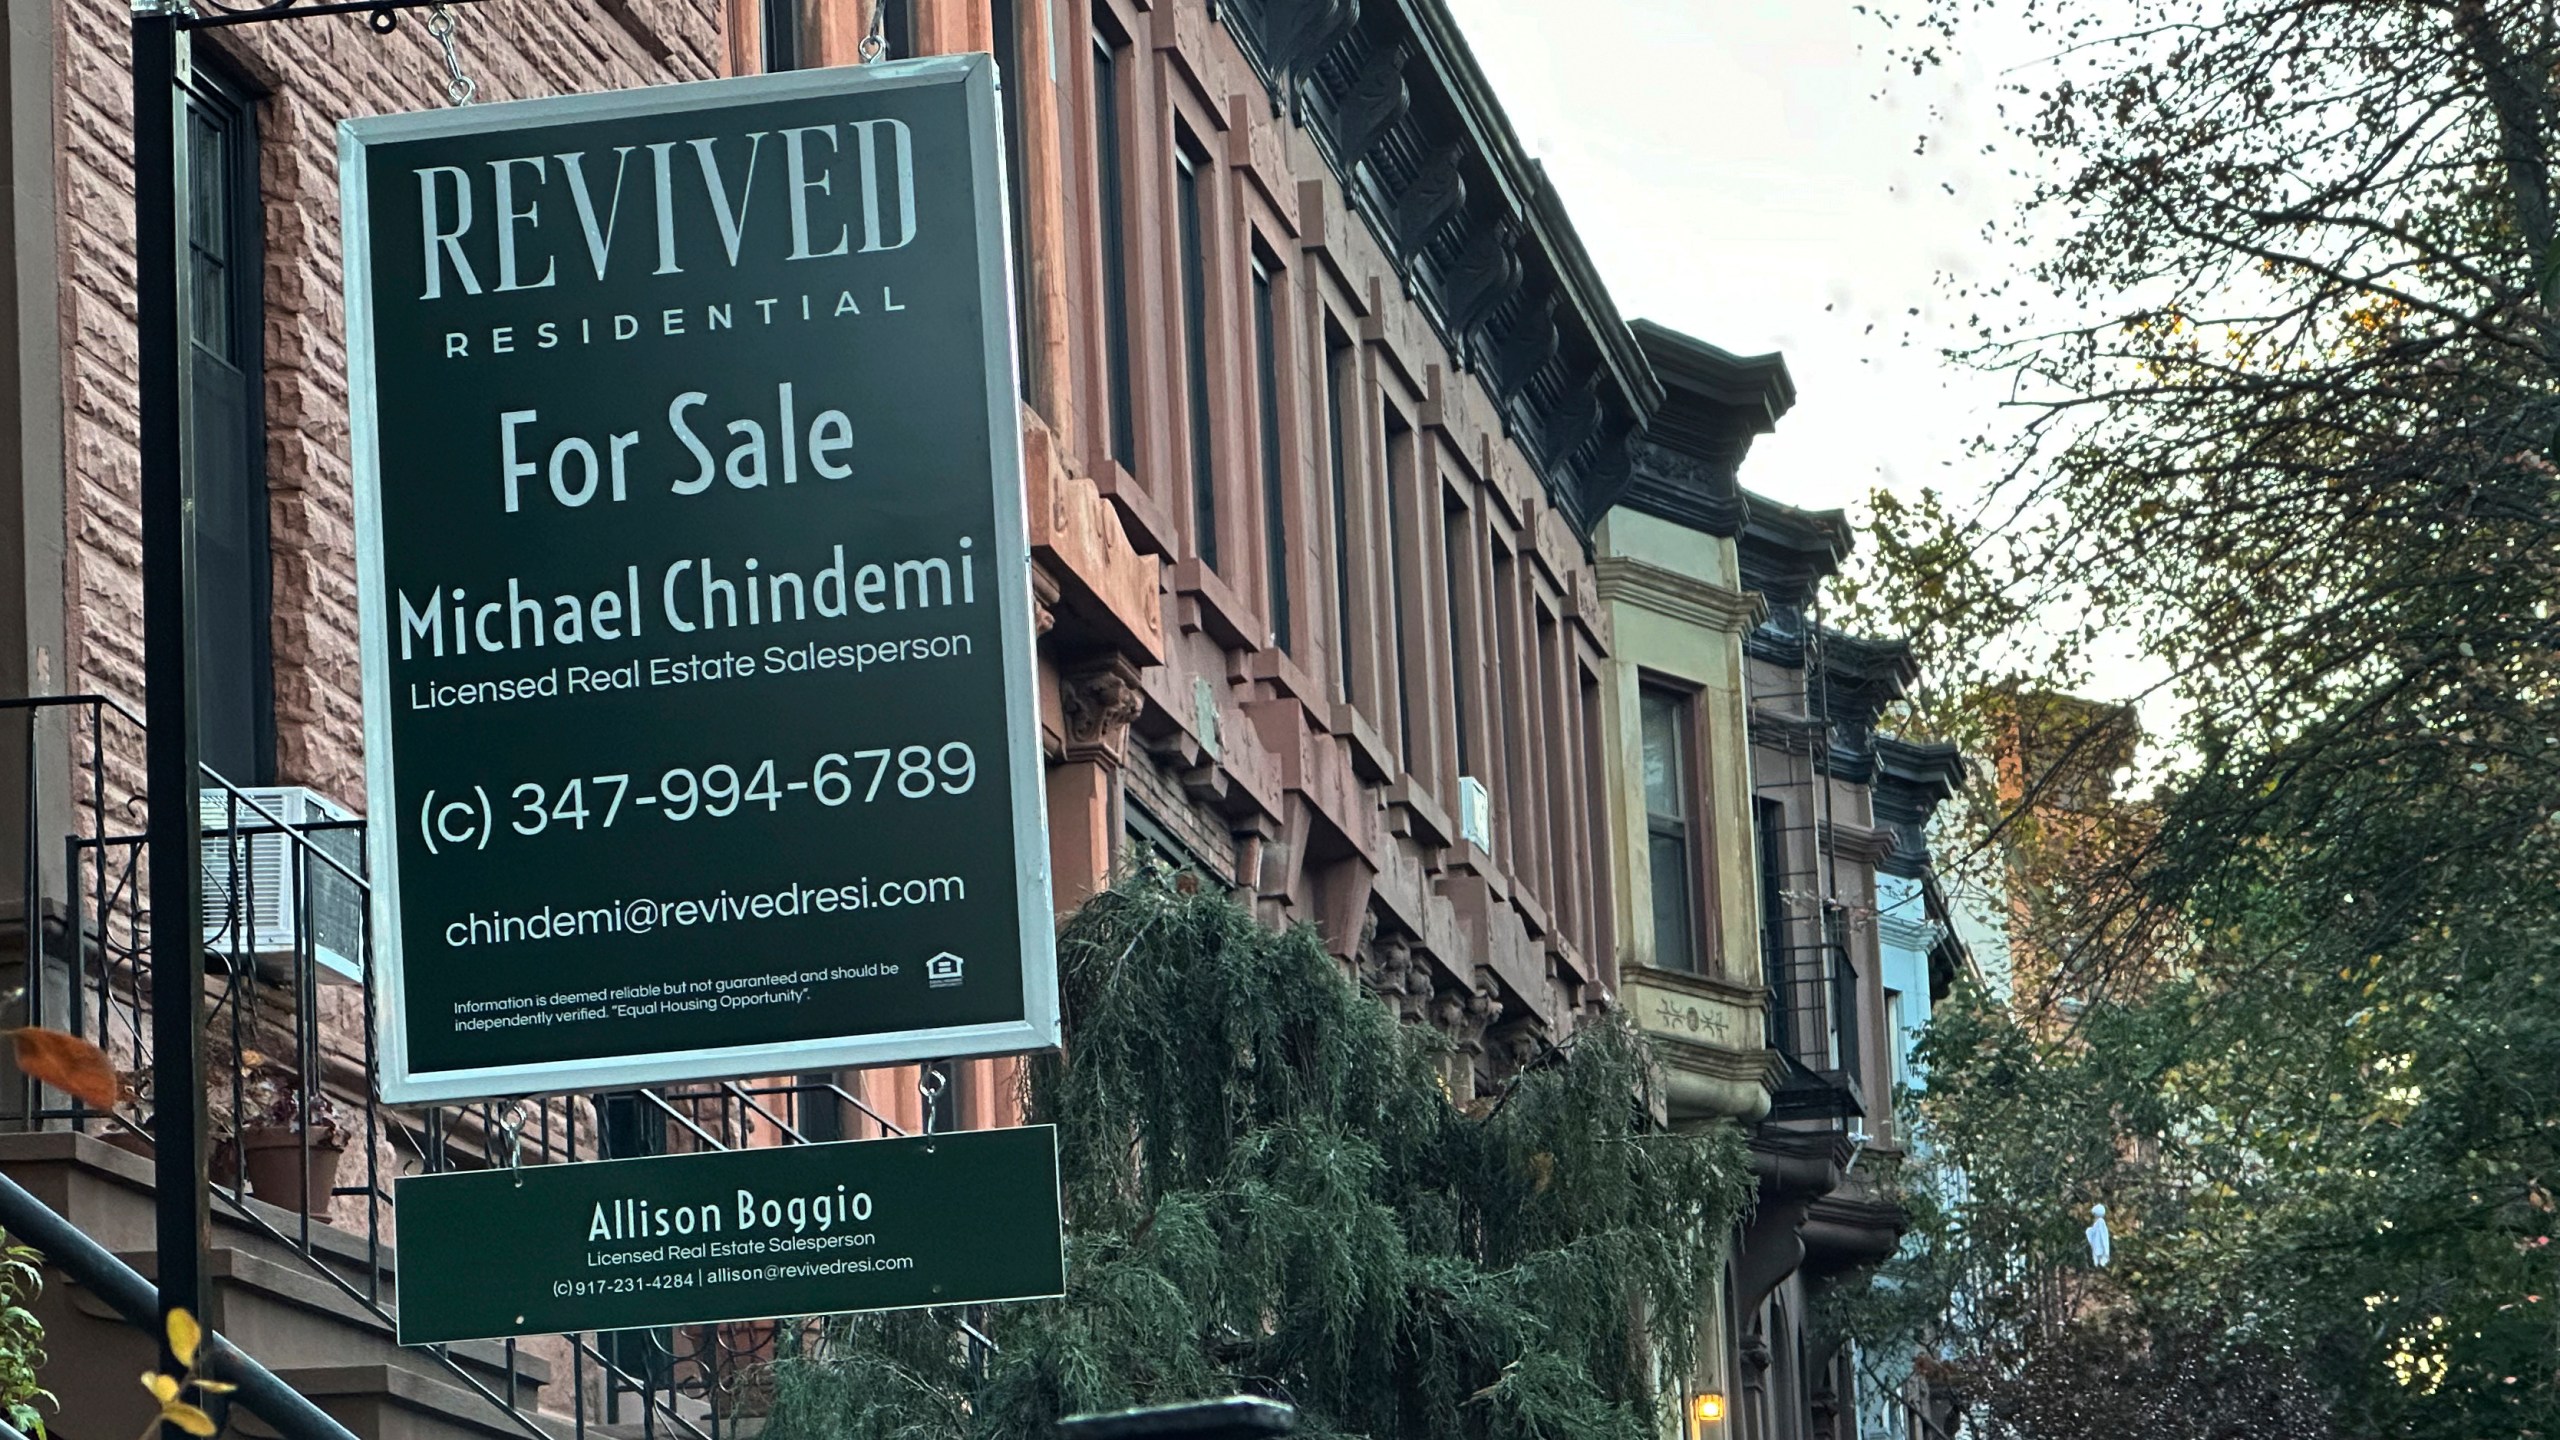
0;1169;358;1440
7;690;985;1440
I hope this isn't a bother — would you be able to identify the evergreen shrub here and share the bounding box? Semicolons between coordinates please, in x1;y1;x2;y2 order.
764;872;1751;1440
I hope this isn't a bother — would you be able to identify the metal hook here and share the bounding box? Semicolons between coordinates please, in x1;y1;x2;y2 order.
424;2;476;105
496;1099;529;1186
858;0;890;64
917;1065;946;1139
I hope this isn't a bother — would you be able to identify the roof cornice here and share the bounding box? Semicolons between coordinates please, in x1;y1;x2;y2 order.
1219;0;1663;539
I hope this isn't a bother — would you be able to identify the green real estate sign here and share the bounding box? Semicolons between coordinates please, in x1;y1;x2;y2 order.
393;1125;1066;1345
342;58;1055;1103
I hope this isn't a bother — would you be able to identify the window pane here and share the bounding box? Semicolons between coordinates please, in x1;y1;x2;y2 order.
1092;35;1137;470
1641;687;1685;817
761;0;801;71
1650;832;1695;972
1253;261;1291;652
1176;148;1217;570
1327;333;1356;702
1445;502;1470;772
187;112;230;361
1383;408;1415;763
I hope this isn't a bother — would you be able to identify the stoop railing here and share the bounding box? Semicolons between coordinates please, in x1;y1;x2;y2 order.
0;693;970;1440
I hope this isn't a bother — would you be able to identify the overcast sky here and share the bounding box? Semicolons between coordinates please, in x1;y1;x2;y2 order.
1440;0;2024;518
1438;2;2184;722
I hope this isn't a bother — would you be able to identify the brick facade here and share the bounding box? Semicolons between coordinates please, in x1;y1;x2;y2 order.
55;0;724;806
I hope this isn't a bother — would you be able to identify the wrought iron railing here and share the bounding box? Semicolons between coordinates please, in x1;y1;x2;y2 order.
0;693;971;1439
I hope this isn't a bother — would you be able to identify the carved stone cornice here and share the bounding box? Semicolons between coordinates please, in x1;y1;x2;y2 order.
1874;736;1967;878
1738;491;1852;613
1213;0;1660;542
1625;322;1794;539
1594;556;1764;635
1621;439;1749;537
1820;819;1899;868
1059;655;1145;769
1802;1191;1911;1277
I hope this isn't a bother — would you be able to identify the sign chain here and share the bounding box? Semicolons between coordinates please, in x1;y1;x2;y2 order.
425;2;476;105
495;1100;529;1187
917;1065;945;1137
859;0;890;64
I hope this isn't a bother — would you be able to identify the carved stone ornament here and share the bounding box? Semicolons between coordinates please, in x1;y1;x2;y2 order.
1060;656;1145;765
1359;932;1433;1025
1430;969;1503;1056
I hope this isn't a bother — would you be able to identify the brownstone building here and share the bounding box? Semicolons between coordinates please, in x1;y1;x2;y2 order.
0;2;1964;1437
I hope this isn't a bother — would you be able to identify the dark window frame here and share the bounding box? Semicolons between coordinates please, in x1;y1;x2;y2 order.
181;57;274;787
1640;679;1705;974
1757;795;1793;1050
1443;486;1477;778
1249;247;1292;654
1381;403;1418;767
989;0;1034;389
1323;322;1358;705
1090;21;1139;473
760;0;802;72
1172;131;1219;571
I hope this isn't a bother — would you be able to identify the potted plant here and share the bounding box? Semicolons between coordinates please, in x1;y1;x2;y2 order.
237;1067;349;1219
101;1068;241;1189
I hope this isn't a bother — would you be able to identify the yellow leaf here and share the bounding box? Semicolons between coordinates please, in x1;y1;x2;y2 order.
192;1381;238;1396
141;1372;180;1405
160;1402;219;1437
167;1308;201;1371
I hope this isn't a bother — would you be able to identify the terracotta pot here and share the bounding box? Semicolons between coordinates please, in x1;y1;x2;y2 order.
240;1129;345;1219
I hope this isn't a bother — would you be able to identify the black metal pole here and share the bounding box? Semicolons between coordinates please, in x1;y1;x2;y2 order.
134;2;210;1410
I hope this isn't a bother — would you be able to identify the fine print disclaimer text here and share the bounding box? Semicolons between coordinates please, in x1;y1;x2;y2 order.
452;962;902;1035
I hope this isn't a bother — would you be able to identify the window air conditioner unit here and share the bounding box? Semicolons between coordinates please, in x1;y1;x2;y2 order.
1457;776;1493;852
200;786;366;984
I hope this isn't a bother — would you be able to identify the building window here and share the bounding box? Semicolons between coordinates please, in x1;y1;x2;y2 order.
1491;539;1522;864
1444;498;1474;775
797;1073;845;1142
1091;29;1138;473
1758;796;1792;1049
1251;255;1291;653
1382;407;1417;765
990;0;1033;386
598;1091;667;1158
760;0;802;71
1174;140;1218;570
1885;990;1909;1090
1123;796;1218;882
184;63;272;787
1325;326;1357;703
1583;665;1612;969
1642;686;1700;972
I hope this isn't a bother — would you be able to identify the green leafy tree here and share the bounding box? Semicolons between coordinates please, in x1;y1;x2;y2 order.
1842;0;2560;1433
761;874;1752;1440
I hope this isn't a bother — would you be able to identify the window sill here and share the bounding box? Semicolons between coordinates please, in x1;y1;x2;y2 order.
1171;557;1265;654
1092;456;1177;558
1385;777;1452;851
